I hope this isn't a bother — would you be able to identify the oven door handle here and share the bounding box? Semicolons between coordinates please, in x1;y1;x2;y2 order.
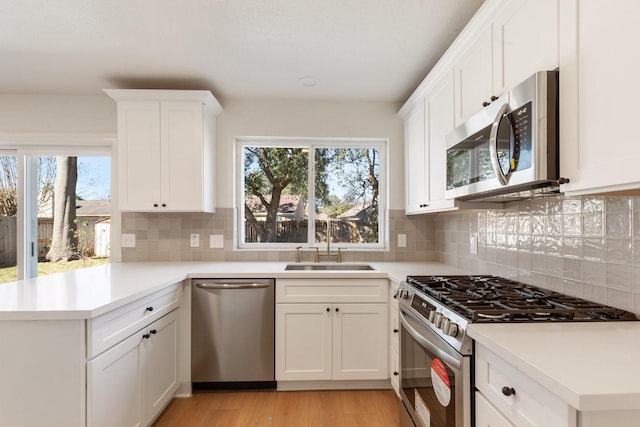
399;308;462;371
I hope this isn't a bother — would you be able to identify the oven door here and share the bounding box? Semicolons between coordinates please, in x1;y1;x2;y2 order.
399;307;471;427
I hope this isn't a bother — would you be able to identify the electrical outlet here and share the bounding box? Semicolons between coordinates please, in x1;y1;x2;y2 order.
210;234;224;249
190;233;200;248
121;234;136;248
470;233;478;255
398;233;407;248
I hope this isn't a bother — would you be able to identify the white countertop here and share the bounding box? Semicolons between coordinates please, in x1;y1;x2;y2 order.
469;322;640;412
0;261;462;320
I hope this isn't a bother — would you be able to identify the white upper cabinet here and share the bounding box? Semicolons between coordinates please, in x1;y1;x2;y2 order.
403;101;428;214
105;90;222;212
453;0;559;126
426;71;457;211
493;0;559;96
559;0;640;195
403;69;458;215
401;0;560;212
454;25;495;126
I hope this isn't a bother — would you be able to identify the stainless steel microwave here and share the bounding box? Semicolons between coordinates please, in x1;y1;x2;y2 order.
445;70;561;202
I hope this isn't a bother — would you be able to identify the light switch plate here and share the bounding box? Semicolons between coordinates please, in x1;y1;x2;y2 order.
121;234;136;248
190;233;200;248
210;234;224;249
398;233;407;248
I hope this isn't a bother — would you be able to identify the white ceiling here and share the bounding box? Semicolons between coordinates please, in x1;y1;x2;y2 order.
1;0;485;102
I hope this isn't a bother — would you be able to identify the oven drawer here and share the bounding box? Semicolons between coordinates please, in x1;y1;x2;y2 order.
475;344;575;427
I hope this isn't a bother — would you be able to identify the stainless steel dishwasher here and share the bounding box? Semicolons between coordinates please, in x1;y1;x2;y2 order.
191;278;275;390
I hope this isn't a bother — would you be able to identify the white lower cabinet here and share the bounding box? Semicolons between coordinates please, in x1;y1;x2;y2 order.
276;302;388;381
88;309;179;427
475;343;576;427
275;279;388;383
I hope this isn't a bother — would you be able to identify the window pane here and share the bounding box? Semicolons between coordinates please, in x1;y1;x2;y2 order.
314;148;380;244
243;147;309;243
0;155;18;284
38;155;110;276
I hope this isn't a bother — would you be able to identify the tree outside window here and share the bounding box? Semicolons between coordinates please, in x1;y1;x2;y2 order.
239;139;385;249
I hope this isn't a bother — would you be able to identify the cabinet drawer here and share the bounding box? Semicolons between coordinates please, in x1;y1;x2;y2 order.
475;344;575;427
88;285;180;358
276;279;388;303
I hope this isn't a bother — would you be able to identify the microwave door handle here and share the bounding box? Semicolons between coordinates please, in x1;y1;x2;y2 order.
489;103;511;186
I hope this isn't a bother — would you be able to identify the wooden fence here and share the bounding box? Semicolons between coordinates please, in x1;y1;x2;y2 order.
0;217;16;267
0;216;109;266
245;219;374;244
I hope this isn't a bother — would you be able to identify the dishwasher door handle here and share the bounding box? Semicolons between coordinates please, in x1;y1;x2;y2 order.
194;282;272;290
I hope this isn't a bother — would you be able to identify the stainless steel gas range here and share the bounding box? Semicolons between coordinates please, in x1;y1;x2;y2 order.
396;275;637;427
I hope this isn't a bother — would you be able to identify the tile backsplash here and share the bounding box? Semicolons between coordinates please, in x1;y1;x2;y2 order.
121;208;438;263
121;195;640;316
434;195;640;316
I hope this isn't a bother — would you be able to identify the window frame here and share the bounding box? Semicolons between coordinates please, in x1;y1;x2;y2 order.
235;137;388;251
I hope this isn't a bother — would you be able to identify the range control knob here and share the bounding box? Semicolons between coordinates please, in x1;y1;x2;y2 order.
443;322;460;337
440;317;451;332
399;290;410;300
429;311;442;327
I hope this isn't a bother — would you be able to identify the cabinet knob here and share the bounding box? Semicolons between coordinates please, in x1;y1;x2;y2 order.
490;95;499;101
161;203;166;207
335;307;340;312
150;329;157;335
393;371;399;376
419;203;429;208
145;306;154;312
501;386;516;397
153;203;159;207
482;101;491;107
393;329;399;333
326;307;331;312
143;333;151;339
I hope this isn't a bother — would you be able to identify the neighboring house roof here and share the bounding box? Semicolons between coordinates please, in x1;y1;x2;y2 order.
245;195;306;221
76;200;111;217
39;199;111;218
245;195;303;214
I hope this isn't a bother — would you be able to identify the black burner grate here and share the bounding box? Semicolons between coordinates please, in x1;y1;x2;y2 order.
406;275;637;322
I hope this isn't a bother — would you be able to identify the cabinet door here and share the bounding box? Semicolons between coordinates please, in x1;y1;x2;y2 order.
88;331;144;427
404;101;429;214
475;392;514;427
117;101;162;211
161;101;207;211
144;310;179;423
276;304;332;381
426;70;457;211
454;25;494;126
332;303;388;380
560;0;640;195
493;0;558;94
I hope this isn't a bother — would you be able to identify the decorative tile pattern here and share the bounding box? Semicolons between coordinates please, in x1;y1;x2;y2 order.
121;208;438;263
434;195;640;317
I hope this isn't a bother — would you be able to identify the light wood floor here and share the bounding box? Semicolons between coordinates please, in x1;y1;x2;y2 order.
152;389;401;427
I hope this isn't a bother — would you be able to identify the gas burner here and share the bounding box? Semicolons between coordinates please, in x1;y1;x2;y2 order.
405;275;638;323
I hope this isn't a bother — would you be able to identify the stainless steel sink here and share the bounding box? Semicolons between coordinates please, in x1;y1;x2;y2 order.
285;264;374;271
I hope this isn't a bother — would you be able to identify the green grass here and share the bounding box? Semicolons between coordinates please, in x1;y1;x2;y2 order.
0;257;109;284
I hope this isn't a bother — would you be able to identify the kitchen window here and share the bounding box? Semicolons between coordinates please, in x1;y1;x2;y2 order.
237;138;387;250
